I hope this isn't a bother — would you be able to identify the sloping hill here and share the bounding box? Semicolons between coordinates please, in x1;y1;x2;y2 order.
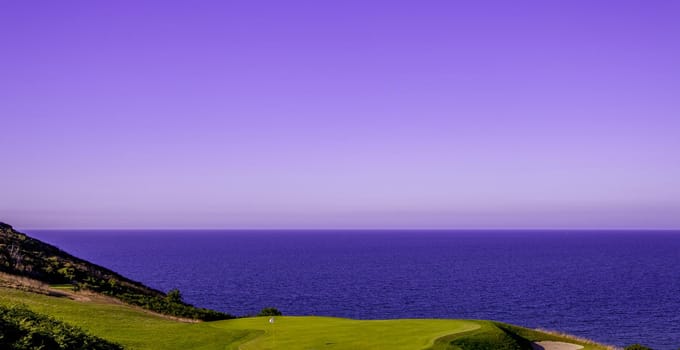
0;222;616;349
0;287;255;350
0;222;159;294
0;222;231;320
0;303;124;350
0;287;614;350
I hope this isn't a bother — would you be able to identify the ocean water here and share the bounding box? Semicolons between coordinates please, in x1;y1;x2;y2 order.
26;230;680;349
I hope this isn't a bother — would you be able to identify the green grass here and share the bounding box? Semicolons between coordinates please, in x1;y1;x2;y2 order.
0;287;252;350
0;287;611;350
217;316;479;350
429;321;533;350
50;284;76;290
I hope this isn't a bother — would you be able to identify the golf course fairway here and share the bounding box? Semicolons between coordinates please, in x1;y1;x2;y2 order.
0;287;610;350
218;316;479;350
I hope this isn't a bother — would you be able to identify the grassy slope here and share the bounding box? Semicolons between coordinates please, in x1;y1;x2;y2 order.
430;321;609;350
0;304;124;350
0;287;611;350
0;222;231;320
0;287;253;350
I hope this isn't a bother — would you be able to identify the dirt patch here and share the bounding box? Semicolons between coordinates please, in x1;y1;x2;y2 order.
0;271;53;294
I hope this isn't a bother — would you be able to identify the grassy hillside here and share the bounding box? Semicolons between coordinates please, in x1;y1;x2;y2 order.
0;287;253;350
0;222;615;349
0;222;231;321
0;303;123;350
0;287;613;350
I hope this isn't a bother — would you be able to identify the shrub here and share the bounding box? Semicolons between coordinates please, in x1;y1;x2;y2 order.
166;288;183;303
0;304;123;350
624;345;653;350
257;307;283;316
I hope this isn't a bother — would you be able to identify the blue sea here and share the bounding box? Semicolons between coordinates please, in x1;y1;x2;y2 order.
26;230;680;349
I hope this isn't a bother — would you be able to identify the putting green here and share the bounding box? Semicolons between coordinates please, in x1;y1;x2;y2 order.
213;316;480;350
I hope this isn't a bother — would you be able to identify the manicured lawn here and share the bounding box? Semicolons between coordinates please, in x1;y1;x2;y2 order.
214;316;479;350
1;287;610;350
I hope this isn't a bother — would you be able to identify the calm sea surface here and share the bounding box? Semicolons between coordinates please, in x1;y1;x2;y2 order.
26;230;680;349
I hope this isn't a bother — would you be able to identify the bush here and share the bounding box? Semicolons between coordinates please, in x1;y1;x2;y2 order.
115;291;234;321
624;345;653;350
257;307;282;316
0;304;123;350
166;288;183;303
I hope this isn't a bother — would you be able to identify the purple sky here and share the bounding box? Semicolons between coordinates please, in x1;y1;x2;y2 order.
1;1;679;229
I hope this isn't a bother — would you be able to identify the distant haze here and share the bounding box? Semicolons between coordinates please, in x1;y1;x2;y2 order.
1;1;679;229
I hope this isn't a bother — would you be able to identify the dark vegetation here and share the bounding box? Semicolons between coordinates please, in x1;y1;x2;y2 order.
0;222;232;321
431;321;610;350
440;323;534;350
624;345;653;350
256;307;283;316
0;304;123;350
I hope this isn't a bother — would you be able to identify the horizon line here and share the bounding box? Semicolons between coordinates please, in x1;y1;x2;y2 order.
18;227;680;231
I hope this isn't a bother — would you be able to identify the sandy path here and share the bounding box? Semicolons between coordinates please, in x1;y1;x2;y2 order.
532;341;584;350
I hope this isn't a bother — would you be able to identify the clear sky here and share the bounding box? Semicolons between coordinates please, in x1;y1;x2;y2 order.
1;1;679;229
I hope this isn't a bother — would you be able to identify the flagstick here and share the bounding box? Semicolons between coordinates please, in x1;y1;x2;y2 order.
269;317;275;349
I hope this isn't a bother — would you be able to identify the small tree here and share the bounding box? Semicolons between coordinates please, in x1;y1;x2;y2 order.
8;244;24;270
624;344;652;350
166;289;183;303
257;307;282;316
